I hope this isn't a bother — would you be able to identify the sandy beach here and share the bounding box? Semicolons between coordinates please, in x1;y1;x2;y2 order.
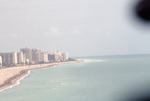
0;60;82;92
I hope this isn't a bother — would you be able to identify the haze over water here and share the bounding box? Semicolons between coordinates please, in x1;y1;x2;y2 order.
0;55;150;101
1;0;150;100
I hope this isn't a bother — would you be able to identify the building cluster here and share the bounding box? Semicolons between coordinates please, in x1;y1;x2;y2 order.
0;47;69;67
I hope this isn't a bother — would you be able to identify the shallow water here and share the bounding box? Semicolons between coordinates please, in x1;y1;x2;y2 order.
1;55;150;101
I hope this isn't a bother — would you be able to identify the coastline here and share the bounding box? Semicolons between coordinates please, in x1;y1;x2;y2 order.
0;60;83;92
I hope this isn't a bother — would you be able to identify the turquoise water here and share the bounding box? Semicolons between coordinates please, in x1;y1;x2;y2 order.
1;55;150;101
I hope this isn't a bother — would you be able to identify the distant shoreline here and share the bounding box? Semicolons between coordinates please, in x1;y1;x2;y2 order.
0;60;83;92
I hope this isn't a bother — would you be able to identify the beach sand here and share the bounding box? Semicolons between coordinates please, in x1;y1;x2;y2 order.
0;60;82;92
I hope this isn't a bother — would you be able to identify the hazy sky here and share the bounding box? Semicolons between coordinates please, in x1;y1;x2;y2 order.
1;0;150;57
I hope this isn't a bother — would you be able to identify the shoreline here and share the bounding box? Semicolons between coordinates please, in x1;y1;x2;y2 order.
0;69;30;92
0;60;83;92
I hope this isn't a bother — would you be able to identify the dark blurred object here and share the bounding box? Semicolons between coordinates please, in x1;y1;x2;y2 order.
127;96;150;101
135;0;150;22
120;87;150;101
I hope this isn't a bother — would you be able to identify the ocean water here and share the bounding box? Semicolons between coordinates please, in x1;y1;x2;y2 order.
1;55;150;101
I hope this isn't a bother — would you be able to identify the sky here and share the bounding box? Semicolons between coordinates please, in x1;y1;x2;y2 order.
1;0;150;57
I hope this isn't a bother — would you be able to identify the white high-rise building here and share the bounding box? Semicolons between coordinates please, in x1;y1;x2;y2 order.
12;52;17;65
0;56;2;67
0;52;17;66
40;52;48;63
55;51;62;56
32;48;41;64
20;47;33;64
61;52;68;61
17;52;24;64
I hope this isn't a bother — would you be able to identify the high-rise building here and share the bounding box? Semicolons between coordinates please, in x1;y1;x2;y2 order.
0;53;8;66
40;52;48;63
0;48;70;67
54;51;62;56
0;52;17;66
48;54;59;62
54;51;63;61
32;48;41;64
17;52;24;64
20;48;41;64
61;52;68;61
20;47;33;64
0;56;2;67
34;52;40;64
12;52;17;65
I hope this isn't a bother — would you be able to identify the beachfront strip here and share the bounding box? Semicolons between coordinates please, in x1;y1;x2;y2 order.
0;47;71;68
0;60;81;91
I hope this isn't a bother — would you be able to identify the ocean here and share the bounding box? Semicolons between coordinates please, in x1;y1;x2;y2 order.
1;55;150;101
